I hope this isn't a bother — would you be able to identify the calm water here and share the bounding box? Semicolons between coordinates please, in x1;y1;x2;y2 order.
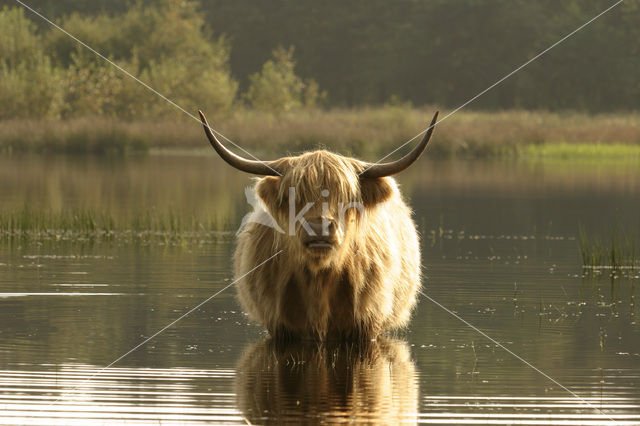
1;154;639;424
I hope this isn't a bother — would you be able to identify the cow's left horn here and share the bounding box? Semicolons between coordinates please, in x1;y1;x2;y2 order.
360;111;439;178
198;110;281;176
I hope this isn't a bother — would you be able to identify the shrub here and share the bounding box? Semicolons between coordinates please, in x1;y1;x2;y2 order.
0;7;62;119
245;46;324;113
2;1;238;121
0;6;42;67
59;51;147;118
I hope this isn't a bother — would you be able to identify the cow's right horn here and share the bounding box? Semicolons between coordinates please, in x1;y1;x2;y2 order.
360;111;438;178
198;110;281;176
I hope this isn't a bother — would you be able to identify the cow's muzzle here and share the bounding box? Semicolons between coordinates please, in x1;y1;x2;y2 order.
303;219;338;250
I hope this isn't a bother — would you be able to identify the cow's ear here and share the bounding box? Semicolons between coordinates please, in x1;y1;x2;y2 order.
360;177;393;207
257;176;281;210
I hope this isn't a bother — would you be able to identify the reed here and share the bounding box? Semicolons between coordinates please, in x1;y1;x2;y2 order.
0;208;234;243
579;225;638;270
2;108;640;158
0;118;149;155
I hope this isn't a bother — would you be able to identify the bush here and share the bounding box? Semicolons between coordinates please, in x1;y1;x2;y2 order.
0;6;42;67
245;46;325;113
59;51;146;118
0;7;62;119
141;40;238;117
1;1;238;121
2;2;343;124
0;59;62;119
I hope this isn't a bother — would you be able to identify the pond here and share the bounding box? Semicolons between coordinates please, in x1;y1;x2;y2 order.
0;154;639;424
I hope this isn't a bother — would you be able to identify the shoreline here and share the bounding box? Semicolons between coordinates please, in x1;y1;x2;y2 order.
2;108;640;158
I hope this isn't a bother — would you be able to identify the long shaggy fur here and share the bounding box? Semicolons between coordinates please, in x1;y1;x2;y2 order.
234;150;420;340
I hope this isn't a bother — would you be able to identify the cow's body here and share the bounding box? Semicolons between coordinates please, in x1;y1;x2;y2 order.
197;110;437;341
234;151;420;340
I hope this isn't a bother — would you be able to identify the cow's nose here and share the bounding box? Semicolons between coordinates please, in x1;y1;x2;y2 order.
307;218;336;237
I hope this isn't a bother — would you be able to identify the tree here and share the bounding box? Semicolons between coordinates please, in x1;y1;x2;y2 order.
0;7;61;118
245;46;324;112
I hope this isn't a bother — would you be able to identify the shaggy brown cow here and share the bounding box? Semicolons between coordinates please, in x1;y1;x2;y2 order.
198;110;438;340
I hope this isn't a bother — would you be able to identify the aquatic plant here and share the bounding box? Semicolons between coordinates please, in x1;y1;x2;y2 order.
579;225;638;270
0;208;233;244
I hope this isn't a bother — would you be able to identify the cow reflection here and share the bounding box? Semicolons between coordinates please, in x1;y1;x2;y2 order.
235;338;418;424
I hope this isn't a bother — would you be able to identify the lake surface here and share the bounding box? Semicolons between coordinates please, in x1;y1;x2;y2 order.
1;154;639;424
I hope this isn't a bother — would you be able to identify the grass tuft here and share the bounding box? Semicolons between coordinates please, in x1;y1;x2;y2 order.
0;208;234;243
579;225;639;270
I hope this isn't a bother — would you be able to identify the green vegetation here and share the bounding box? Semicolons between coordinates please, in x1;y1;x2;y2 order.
521;144;640;159
0;2;238;120
0;208;233;243
2;108;640;157
4;0;638;111
0;118;149;154
1;2;640;156
579;226;639;270
245;46;326;112
0;3;324;121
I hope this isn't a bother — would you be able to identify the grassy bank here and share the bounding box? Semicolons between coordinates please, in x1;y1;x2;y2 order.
0;119;149;155
520;143;640;159
2;108;640;158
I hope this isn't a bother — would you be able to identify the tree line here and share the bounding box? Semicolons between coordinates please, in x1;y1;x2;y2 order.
1;0;638;115
1;1;323;119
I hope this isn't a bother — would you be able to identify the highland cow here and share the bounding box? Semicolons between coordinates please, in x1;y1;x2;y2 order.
198;110;438;341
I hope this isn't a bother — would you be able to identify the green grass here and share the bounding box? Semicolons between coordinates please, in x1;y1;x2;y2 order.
0;208;234;243
579;225;639;270
2;108;640;157
521;143;640;159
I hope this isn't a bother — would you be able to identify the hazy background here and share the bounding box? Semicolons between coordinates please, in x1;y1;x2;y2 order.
1;0;638;114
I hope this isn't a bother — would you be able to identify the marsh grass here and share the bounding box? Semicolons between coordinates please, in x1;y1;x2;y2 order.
2;108;640;157
0;118;149;155
579;225;639;270
521;143;640;159
0;208;234;243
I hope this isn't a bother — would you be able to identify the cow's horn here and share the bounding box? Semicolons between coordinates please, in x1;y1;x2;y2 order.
198;110;280;176
360;111;439;178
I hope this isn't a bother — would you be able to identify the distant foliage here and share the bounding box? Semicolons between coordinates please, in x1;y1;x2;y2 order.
0;58;61;119
59;52;145;118
5;0;639;113
201;0;640;111
0;1;239;120
0;7;61;118
0;6;41;67
245;47;325;113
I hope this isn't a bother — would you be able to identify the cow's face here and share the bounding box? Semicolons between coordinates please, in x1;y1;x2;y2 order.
256;151;394;271
197;109;437;271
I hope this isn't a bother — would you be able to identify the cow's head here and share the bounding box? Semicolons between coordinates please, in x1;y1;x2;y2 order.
198;110;438;272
